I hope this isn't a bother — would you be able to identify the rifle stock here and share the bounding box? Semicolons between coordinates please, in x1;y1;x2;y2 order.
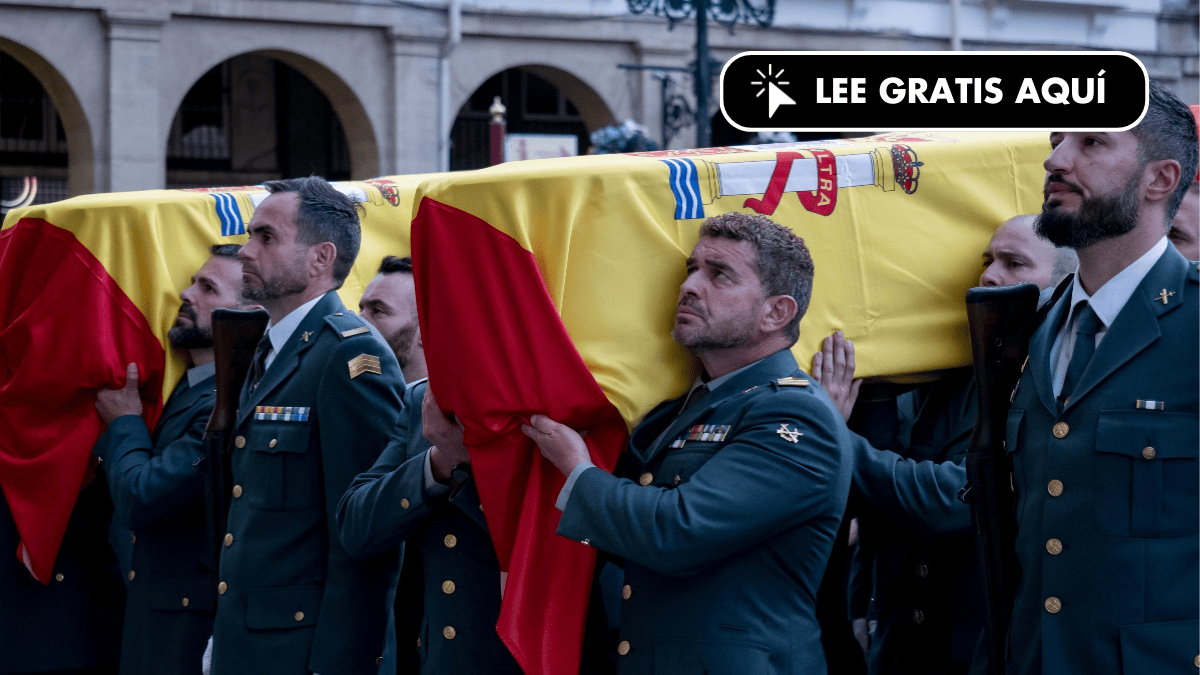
965;283;1040;675
203;308;269;574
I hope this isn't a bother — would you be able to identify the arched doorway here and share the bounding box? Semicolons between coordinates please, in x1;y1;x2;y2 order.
166;55;351;188
451;67;610;171
0;52;69;212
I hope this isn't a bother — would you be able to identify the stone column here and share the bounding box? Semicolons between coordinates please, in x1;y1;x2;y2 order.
103;9;167;191
388;28;443;175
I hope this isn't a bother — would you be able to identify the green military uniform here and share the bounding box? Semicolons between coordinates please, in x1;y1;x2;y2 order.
337;380;523;674
557;349;852;674
95;366;218;674
212;291;404;674
850;367;982;674
1004;246;1198;674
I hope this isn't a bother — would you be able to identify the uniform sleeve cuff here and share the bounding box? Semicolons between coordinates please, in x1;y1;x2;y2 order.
423;450;452;498
555;461;596;511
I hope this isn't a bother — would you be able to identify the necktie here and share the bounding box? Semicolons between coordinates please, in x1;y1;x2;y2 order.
247;332;272;393
1058;302;1102;410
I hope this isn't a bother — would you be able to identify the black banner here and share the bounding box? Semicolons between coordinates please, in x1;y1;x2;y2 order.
720;52;1147;132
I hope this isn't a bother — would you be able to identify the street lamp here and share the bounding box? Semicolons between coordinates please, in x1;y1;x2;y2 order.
628;0;777;148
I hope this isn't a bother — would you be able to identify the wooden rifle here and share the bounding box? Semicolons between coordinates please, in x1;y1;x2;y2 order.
202;308;269;575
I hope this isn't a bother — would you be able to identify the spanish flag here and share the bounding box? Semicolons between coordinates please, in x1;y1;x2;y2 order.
1;132;1048;675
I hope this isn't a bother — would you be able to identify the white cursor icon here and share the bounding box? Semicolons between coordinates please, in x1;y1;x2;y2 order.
767;81;795;118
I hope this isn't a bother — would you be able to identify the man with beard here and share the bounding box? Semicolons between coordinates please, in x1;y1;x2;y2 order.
521;212;853;674
996;80;1198;674
812;215;1074;675
210;177;405;674
92;244;248;674
359;255;426;382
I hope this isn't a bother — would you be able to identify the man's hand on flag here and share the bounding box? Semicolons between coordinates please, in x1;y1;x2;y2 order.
521;415;589;477
96;362;145;425
423;386;470;484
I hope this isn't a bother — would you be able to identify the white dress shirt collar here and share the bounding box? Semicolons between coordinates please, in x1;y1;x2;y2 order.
263;295;325;371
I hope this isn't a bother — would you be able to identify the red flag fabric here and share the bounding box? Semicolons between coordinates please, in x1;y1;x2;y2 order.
411;197;628;675
0;219;164;583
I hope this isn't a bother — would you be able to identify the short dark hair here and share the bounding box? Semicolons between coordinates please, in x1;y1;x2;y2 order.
1131;80;1199;226
210;243;241;260
378;255;412;275
697;212;814;344
262;176;363;287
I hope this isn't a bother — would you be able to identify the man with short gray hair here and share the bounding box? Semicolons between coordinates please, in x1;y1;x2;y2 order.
524;211;853;673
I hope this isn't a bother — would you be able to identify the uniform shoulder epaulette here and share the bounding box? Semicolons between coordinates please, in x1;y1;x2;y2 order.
324;311;371;339
1189;261;1199;282
776;377;810;387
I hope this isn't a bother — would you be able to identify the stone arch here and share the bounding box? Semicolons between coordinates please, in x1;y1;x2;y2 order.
163;49;379;180
454;62;615;136
450;64;617;170
0;37;94;198
516;64;616;134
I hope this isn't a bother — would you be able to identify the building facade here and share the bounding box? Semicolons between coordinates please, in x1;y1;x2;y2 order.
0;0;1195;206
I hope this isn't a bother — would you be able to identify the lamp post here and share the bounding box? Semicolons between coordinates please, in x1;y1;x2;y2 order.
627;0;776;149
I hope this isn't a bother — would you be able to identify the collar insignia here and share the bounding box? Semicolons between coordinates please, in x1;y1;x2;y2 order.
776;423;803;443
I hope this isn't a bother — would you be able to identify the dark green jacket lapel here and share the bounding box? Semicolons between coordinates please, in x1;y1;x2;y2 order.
238;291;341;426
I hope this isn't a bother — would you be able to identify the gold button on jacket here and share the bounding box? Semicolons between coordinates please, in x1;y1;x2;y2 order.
1047;479;1064;497
617;641;630;655
294;611;304;622
224;533;234;546
1141;446;1156;460
55;573;64;582
638;472;653;486
1044;597;1061;613
232;485;243;498
443;626;457;640
1046;538;1063;555
444;534;458;548
234;435;246;448
442;580;456;594
400;498;410;509
182;597;189;607
1052;422;1069;439
621;584;632;600
912;610;924;624
128;570;135;581
218;581;227;594
915;564;929;578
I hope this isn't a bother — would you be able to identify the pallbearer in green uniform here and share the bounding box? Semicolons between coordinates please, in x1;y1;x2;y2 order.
93;245;248;675
990;80;1199;675
525;212;853;675
339;254;524;674
210;178;405;675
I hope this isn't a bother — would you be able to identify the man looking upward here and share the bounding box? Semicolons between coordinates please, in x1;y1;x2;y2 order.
523;212;853;674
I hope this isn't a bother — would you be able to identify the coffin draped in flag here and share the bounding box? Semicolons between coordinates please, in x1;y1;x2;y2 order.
0;132;1048;674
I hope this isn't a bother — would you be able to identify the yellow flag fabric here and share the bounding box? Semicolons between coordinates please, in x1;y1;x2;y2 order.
0;131;1047;587
411;131;1048;425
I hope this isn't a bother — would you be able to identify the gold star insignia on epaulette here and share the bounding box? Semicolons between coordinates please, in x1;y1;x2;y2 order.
776;423;803;443
348;354;382;379
341;326;370;338
300;331;312;342
1157;289;1175;305
777;377;809;387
